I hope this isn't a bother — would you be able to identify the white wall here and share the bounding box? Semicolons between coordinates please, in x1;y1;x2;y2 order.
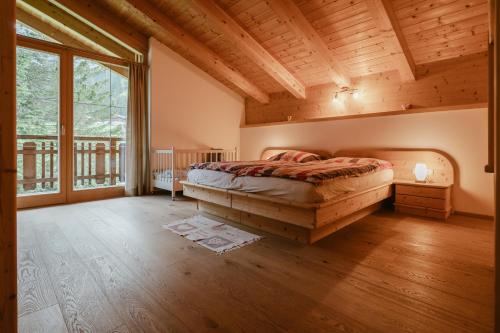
241;108;493;216
149;38;243;150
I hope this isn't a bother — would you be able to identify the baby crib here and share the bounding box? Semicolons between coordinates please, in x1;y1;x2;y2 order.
152;147;238;200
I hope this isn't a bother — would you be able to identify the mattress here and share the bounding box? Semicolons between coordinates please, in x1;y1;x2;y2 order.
187;168;393;203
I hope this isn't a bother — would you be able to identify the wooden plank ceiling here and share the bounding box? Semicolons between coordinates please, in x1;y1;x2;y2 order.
17;0;489;103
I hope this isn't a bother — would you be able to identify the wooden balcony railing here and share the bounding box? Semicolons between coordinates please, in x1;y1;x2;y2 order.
17;134;125;193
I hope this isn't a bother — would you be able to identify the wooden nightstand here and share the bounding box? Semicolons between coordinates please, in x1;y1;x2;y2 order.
394;181;452;220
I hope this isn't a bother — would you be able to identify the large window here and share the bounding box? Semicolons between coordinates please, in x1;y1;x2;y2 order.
16;21;59;43
73;57;128;189
15;36;130;208
16;46;61;195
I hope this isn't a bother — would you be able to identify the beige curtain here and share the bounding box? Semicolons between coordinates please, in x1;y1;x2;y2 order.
125;62;150;196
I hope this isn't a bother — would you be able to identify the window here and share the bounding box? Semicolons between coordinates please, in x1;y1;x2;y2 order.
16;46;61;195
16;21;59;43
15;37;130;208
73;57;129;189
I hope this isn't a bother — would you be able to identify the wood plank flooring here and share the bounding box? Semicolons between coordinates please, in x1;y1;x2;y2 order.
17;195;494;333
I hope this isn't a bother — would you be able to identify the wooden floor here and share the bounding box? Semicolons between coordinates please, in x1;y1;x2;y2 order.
17;195;494;333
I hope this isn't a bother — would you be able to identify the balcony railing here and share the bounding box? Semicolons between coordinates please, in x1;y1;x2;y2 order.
17;134;125;194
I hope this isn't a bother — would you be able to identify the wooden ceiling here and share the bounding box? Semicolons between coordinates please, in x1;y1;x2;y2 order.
17;0;489;103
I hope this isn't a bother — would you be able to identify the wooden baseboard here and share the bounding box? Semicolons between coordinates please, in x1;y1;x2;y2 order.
453;210;494;220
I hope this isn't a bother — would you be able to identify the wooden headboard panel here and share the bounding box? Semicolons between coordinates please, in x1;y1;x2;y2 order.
334;148;455;185
260;147;455;185
261;147;334;160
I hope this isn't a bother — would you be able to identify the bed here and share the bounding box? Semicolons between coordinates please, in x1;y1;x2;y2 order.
181;148;455;244
152;147;238;200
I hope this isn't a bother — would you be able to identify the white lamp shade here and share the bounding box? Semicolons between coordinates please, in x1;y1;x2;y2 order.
414;163;428;182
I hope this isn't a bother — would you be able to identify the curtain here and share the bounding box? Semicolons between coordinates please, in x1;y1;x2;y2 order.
125;62;150;196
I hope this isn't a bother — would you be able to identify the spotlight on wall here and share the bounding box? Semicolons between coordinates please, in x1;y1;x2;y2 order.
333;87;360;101
332;91;341;105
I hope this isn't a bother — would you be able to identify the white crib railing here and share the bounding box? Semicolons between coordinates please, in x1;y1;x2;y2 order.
152;147;238;199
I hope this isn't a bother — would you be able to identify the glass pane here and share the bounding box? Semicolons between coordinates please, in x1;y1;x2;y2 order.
16;21;60;43
16;47;60;196
73;56;128;190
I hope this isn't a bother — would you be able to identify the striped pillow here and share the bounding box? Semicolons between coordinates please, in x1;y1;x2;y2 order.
267;150;322;163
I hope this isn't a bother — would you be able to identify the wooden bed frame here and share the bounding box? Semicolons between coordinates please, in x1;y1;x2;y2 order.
181;148;455;244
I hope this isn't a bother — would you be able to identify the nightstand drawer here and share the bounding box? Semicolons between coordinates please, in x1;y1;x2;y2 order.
395;204;451;220
395;194;449;210
394;182;453;220
395;184;449;199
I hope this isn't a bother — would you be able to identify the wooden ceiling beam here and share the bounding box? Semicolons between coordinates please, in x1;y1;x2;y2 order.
191;0;306;99
19;0;137;61
126;0;269;103
50;0;148;57
365;0;416;81
17;7;78;47
267;0;351;87
16;6;129;77
16;5;106;53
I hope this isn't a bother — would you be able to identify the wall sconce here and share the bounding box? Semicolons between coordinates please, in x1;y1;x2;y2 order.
414;163;429;183
332;92;342;105
333;86;360;102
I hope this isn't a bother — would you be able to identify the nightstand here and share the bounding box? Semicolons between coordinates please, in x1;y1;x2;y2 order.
394;181;452;220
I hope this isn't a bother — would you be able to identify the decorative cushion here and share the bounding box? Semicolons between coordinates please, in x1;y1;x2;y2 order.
266;150;322;163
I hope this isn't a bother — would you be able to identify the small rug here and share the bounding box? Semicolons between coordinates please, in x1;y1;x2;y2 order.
163;215;262;254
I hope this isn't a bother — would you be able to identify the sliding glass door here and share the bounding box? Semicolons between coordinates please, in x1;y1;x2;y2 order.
72;56;128;191
16;43;67;208
16;36;129;208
